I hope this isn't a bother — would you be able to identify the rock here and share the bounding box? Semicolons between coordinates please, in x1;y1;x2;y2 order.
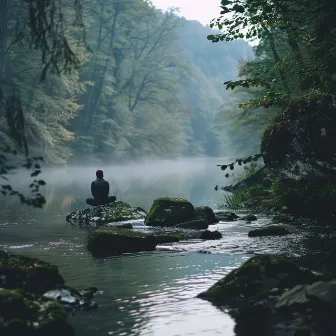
197;255;329;308
155;234;184;244
0;288;74;336
87;227;157;257
194;206;219;224
66;201;146;223
276;280;336;311
174;219;208;230
241;214;258;221
145;197;195;227
215;211;239;221
200;230;222;240
0;250;64;294
43;285;98;312
115;223;133;229
248;226;290;237
272;214;292;224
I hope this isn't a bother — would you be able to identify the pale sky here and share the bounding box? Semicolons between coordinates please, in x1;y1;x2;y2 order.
151;0;222;26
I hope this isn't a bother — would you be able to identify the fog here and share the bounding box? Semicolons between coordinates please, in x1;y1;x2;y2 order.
4;157;240;212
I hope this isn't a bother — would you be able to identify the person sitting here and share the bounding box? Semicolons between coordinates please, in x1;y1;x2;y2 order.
86;170;116;206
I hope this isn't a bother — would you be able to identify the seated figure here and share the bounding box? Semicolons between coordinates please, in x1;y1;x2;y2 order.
86;170;116;206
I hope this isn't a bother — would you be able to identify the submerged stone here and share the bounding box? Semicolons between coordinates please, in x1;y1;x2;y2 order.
197;255;328;308
66;201;147;223
174;219;209;230
241;214;258;221
0;250;64;294
248;226;290;237
194;206;219;224
87;227;157;257
0;288;74;336
200;230;222;240
145;197;195;227
215;211;239;222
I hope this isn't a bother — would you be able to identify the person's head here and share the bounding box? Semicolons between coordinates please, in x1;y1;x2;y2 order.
96;170;104;178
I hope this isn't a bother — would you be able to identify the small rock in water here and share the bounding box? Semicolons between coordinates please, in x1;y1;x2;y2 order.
241;214;258;221
248;226;290;237
215;211;239;222
200;230;222;240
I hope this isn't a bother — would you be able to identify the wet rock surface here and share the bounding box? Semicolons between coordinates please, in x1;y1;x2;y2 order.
248;225;290;237
66;201;147;224
198;254;334;335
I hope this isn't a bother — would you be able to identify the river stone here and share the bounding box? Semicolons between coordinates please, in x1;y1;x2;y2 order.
66;201;147;223
194;206;219;224
215;211;239;221
87;227;157;257
0;250;64;294
248;226;290;237
0;288;74;336
241;214;258;221
145;197;195;227
200;230;222;240
272;214;292;224
197;255;329;308
155;234;184;244
174;219;209;230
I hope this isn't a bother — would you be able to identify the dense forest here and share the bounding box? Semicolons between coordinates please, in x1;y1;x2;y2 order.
211;0;336;218
0;0;253;166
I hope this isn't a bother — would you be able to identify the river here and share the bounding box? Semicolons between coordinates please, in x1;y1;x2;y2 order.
0;158;321;336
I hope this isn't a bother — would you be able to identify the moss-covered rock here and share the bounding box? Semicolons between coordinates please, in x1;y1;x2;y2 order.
197;255;329;308
194;206;219;224
115;223;133;229
87;227;157;257
145;197;195;227
248;226;290;237
155;234;184;244
66;201;146;223
0;251;64;294
241;214;258;221
174;219;209;230
200;230;222;240
0;288;74;336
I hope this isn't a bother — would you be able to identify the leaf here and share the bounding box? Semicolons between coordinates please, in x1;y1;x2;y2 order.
31;170;41;177
37;180;46;185
221;165;228;170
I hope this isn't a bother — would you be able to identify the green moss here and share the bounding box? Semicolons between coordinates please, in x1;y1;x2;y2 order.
87;227;157;257
155;234;184;244
145;197;195;227
197;255;329;307
194;206;218;224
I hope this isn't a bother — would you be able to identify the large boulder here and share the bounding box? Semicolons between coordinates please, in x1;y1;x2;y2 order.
248;226;290;237
66;201;147;223
87;227;157;257
0;288;74;336
197;255;329;308
200;230;222;240
0;250;64;294
194;206;219;224
145;197;195;227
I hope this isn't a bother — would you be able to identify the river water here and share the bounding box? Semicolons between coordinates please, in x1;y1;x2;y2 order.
0;158;320;336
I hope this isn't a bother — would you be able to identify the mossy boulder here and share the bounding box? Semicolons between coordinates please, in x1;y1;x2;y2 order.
155;234;184;244
248;226;290;237
0;288;74;336
145;197;195;227
197;255;329;308
66;201;147;223
87;227;157;257
194;206;219;224
200;230;222;240
0;251;64;294
174;219;209;230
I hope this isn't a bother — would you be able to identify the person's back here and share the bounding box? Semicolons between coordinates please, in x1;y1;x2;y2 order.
86;170;116;206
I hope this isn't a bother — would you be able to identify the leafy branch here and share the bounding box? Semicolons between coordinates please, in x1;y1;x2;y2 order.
0;145;46;208
217;153;263;177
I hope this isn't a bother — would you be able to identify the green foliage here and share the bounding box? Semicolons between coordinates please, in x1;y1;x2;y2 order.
222;190;247;209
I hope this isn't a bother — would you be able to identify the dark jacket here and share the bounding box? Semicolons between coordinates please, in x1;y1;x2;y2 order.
91;178;110;201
